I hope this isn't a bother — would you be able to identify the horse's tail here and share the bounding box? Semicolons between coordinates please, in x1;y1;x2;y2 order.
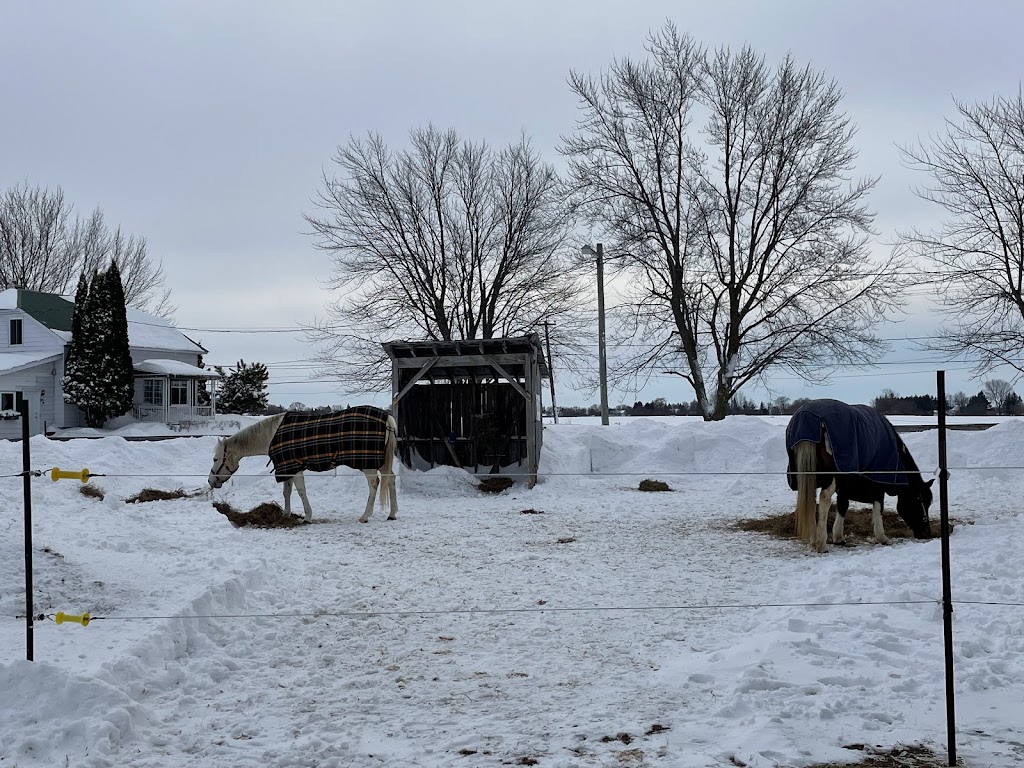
794;441;817;543
378;415;398;512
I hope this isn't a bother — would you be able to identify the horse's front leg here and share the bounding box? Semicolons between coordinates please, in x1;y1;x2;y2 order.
871;500;889;544
815;480;835;553
292;473;314;522
358;470;380;523
282;478;293;517
832;495;848;544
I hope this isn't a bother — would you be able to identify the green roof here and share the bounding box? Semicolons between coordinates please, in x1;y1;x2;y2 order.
17;289;75;332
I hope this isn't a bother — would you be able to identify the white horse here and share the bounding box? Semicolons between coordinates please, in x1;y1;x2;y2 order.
208;408;398;523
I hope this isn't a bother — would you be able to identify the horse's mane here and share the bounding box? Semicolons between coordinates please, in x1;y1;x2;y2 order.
225;413;286;455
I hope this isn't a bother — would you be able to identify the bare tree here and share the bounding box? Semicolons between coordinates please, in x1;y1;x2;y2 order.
0;183;174;317
901;90;1024;375
0;184;77;292
305;126;587;389
562;24;907;420
983;378;1014;414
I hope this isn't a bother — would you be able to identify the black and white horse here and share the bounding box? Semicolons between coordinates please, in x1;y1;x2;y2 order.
209;406;398;523
786;399;933;553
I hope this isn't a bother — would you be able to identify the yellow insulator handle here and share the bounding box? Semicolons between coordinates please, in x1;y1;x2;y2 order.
50;468;91;483
55;611;91;626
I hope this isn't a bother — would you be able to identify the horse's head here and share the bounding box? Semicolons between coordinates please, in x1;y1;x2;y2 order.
209;438;240;489
896;478;935;539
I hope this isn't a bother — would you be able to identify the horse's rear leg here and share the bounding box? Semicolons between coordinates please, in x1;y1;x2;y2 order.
381;470;397;520
871;500;889;544
832;496;849;544
815;480;835;553
359;471;380;523
291;473;314;522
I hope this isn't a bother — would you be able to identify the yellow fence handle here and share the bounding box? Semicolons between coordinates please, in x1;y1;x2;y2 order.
55;611;91;626
50;468;91;483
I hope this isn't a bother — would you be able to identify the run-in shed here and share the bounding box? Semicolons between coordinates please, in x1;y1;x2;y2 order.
382;335;548;487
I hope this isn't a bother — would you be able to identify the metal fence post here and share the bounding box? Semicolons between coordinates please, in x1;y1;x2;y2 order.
936;370;956;765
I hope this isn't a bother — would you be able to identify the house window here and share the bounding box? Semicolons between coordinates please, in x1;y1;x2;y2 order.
143;379;164;406
170;380;188;406
1;391;23;416
9;318;23;346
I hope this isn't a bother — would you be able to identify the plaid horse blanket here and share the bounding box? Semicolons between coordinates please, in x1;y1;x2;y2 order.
268;406;391;482
785;399;906;489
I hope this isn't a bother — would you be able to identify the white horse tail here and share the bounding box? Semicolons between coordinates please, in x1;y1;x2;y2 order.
795;441;817;543
378;415;398;515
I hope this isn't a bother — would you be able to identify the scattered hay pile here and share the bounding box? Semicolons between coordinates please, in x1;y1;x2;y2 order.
213;501;308;528
802;743;946;767
735;507;961;542
79;484;105;501
125;488;204;504
478;476;514;493
638;479;671;492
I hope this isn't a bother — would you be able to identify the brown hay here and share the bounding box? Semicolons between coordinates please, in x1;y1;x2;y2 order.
520;508;544;515
735;506;964;543
478;476;514;493
639;479;671;492
212;501;308;528
801;743;949;767
79;484;105;501
125;488;204;504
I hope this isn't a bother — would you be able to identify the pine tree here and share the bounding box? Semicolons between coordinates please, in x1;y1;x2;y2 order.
217;360;269;414
62;271;102;425
101;262;135;420
62;265;135;427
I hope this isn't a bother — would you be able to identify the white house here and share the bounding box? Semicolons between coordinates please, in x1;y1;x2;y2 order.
0;288;220;438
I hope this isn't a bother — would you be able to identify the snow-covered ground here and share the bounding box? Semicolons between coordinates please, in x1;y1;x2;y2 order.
1;415;1022;767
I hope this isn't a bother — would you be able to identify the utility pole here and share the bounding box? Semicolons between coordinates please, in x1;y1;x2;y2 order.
596;242;609;425
581;242;610;426
542;321;558;424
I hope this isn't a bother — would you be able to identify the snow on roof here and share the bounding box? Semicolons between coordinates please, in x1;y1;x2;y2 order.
134;358;221;378
1;289;204;354
0;351;61;376
126;309;206;354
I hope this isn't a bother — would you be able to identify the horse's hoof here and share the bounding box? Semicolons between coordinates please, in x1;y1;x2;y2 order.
387;516;397;521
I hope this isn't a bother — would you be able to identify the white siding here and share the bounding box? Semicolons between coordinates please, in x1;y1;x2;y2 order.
0;309;64;357
0;362;60;439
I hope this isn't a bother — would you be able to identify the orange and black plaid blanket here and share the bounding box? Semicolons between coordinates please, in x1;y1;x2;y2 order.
268;406;391;481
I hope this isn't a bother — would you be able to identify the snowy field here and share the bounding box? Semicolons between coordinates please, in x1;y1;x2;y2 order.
1;415;1023;767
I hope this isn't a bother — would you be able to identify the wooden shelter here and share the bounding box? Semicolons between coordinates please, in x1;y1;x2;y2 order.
382;335;549;487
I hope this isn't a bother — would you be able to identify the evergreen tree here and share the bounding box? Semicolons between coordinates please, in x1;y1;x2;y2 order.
61;272;93;411
101;262;135;420
62;265;135;427
62;271;104;425
216;360;269;415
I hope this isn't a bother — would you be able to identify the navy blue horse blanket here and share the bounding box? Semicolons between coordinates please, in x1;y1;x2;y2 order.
268;406;391;482
786;399;906;489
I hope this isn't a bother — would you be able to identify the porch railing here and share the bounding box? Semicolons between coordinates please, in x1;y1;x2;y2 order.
132;404;215;423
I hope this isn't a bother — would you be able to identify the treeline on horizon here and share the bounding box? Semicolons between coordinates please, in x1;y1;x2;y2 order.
547;387;1023;418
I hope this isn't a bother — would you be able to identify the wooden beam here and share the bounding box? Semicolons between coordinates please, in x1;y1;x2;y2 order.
391;353;529;370
488;360;530;401
392;357;440;405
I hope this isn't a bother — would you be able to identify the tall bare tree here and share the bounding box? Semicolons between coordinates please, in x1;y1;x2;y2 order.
901;90;1024;375
983;378;1015;414
0;183;174;317
305;126;586;389
562;23;907;420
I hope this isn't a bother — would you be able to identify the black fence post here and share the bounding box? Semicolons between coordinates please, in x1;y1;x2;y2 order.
19;399;34;661
936;370;956;765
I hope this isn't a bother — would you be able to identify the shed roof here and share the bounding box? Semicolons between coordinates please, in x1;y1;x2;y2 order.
382;334;549;378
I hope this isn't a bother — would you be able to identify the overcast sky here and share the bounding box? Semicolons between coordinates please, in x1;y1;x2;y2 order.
4;1;1023;409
